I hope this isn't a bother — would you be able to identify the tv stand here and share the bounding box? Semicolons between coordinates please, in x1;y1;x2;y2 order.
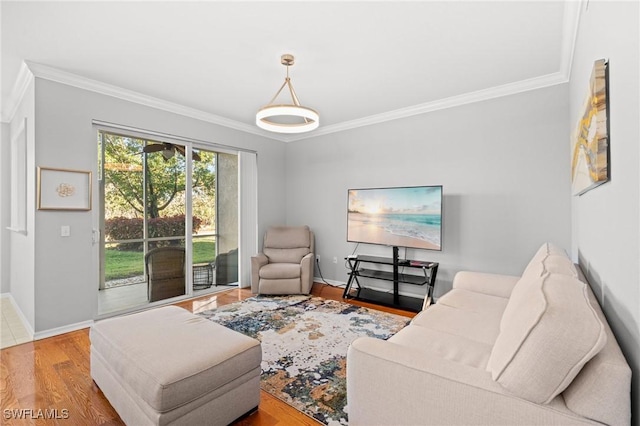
342;247;439;312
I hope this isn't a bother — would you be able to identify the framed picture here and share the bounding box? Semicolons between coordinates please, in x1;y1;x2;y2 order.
571;59;610;196
37;167;92;211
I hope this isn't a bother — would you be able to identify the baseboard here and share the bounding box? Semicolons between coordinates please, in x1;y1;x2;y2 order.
34;320;94;341
1;293;35;340
1;293;95;340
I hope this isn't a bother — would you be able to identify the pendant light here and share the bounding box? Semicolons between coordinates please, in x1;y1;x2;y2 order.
256;54;319;134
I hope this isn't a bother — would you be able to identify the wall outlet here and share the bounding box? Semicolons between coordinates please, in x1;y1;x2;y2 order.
316;255;320;263
61;225;70;237
333;256;338;264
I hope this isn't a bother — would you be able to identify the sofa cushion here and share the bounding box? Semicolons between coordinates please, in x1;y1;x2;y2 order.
451;271;520;298
411;303;502;346
437;288;509;317
390;325;493;369
522;254;578;281
487;273;607;404
521;242;577;281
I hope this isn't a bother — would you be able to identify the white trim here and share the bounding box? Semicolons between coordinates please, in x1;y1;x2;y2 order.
1;293;35;340
24;61;283;141
285;71;568;142
185;145;194;297
1;62;34;123
5;227;27;235
92;120;255;155
559;0;583;81
34;320;94;341
22;61;569;143
12;2;583;141
9;118;27;233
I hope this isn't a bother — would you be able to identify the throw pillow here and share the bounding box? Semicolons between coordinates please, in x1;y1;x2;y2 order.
487;272;607;404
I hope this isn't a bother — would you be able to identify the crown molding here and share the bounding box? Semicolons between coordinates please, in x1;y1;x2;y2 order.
1;62;34;123
285;1;583;143
21;61;285;141
559;0;583;81
5;62;570;141
5;1;582;138
285;71;568;142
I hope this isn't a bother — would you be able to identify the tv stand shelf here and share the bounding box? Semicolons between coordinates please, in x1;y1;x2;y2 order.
343;251;439;313
357;268;430;286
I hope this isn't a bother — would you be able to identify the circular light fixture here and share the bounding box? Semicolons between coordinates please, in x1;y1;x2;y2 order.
256;54;319;134
256;105;319;133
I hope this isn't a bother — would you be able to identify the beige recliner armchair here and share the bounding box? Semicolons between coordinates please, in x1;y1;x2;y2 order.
251;226;315;295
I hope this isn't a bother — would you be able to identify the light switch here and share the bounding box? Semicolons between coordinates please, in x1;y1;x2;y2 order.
61;225;70;237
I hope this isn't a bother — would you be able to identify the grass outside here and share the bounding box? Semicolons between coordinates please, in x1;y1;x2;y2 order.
105;239;216;281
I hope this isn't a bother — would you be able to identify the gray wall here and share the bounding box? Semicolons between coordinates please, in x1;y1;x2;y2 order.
286;84;571;297
22;78;285;333
569;2;640;423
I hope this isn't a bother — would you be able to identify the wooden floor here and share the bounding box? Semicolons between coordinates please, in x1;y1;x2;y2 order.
0;283;415;425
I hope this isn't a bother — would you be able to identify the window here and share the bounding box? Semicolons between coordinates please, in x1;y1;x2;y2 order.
97;128;237;314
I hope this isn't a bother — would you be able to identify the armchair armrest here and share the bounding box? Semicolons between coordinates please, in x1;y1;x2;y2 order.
251;253;269;293
300;252;314;294
452;270;520;298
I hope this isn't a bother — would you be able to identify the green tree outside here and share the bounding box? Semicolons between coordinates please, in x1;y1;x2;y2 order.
101;133;219;281
102;133;216;225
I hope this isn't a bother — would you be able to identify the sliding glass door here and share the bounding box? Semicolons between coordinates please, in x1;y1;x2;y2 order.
97;130;236;315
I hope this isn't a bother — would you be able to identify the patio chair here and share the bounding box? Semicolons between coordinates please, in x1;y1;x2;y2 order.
145;247;186;302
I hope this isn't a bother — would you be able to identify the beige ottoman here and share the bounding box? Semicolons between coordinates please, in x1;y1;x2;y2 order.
90;306;261;426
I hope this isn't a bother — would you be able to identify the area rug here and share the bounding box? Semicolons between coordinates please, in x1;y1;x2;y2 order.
197;295;410;425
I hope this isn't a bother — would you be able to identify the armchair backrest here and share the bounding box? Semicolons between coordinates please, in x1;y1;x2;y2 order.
145;247;186;280
263;226;314;264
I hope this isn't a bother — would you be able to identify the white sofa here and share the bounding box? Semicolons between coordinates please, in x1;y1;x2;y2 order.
347;243;632;425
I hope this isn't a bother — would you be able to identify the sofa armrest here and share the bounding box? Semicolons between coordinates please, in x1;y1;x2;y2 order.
347;337;594;426
300;252;314;294
250;253;269;293
452;270;520;298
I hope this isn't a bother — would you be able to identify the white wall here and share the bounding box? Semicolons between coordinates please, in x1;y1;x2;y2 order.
1;122;10;294
7;80;36;330
24;78;286;334
569;1;639;423
286;84;570;297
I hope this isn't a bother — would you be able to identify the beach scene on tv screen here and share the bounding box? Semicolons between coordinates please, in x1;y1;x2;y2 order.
348;186;442;250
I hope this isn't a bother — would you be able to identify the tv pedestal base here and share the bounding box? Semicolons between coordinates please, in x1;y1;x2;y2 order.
342;251;439;313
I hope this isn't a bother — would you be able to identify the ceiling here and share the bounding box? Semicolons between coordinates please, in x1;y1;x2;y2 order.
1;1;577;141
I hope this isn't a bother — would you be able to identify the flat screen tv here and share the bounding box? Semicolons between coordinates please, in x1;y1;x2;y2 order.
347;185;442;251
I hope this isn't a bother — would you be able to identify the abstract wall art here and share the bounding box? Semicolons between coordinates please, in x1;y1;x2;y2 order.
571;59;610;196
